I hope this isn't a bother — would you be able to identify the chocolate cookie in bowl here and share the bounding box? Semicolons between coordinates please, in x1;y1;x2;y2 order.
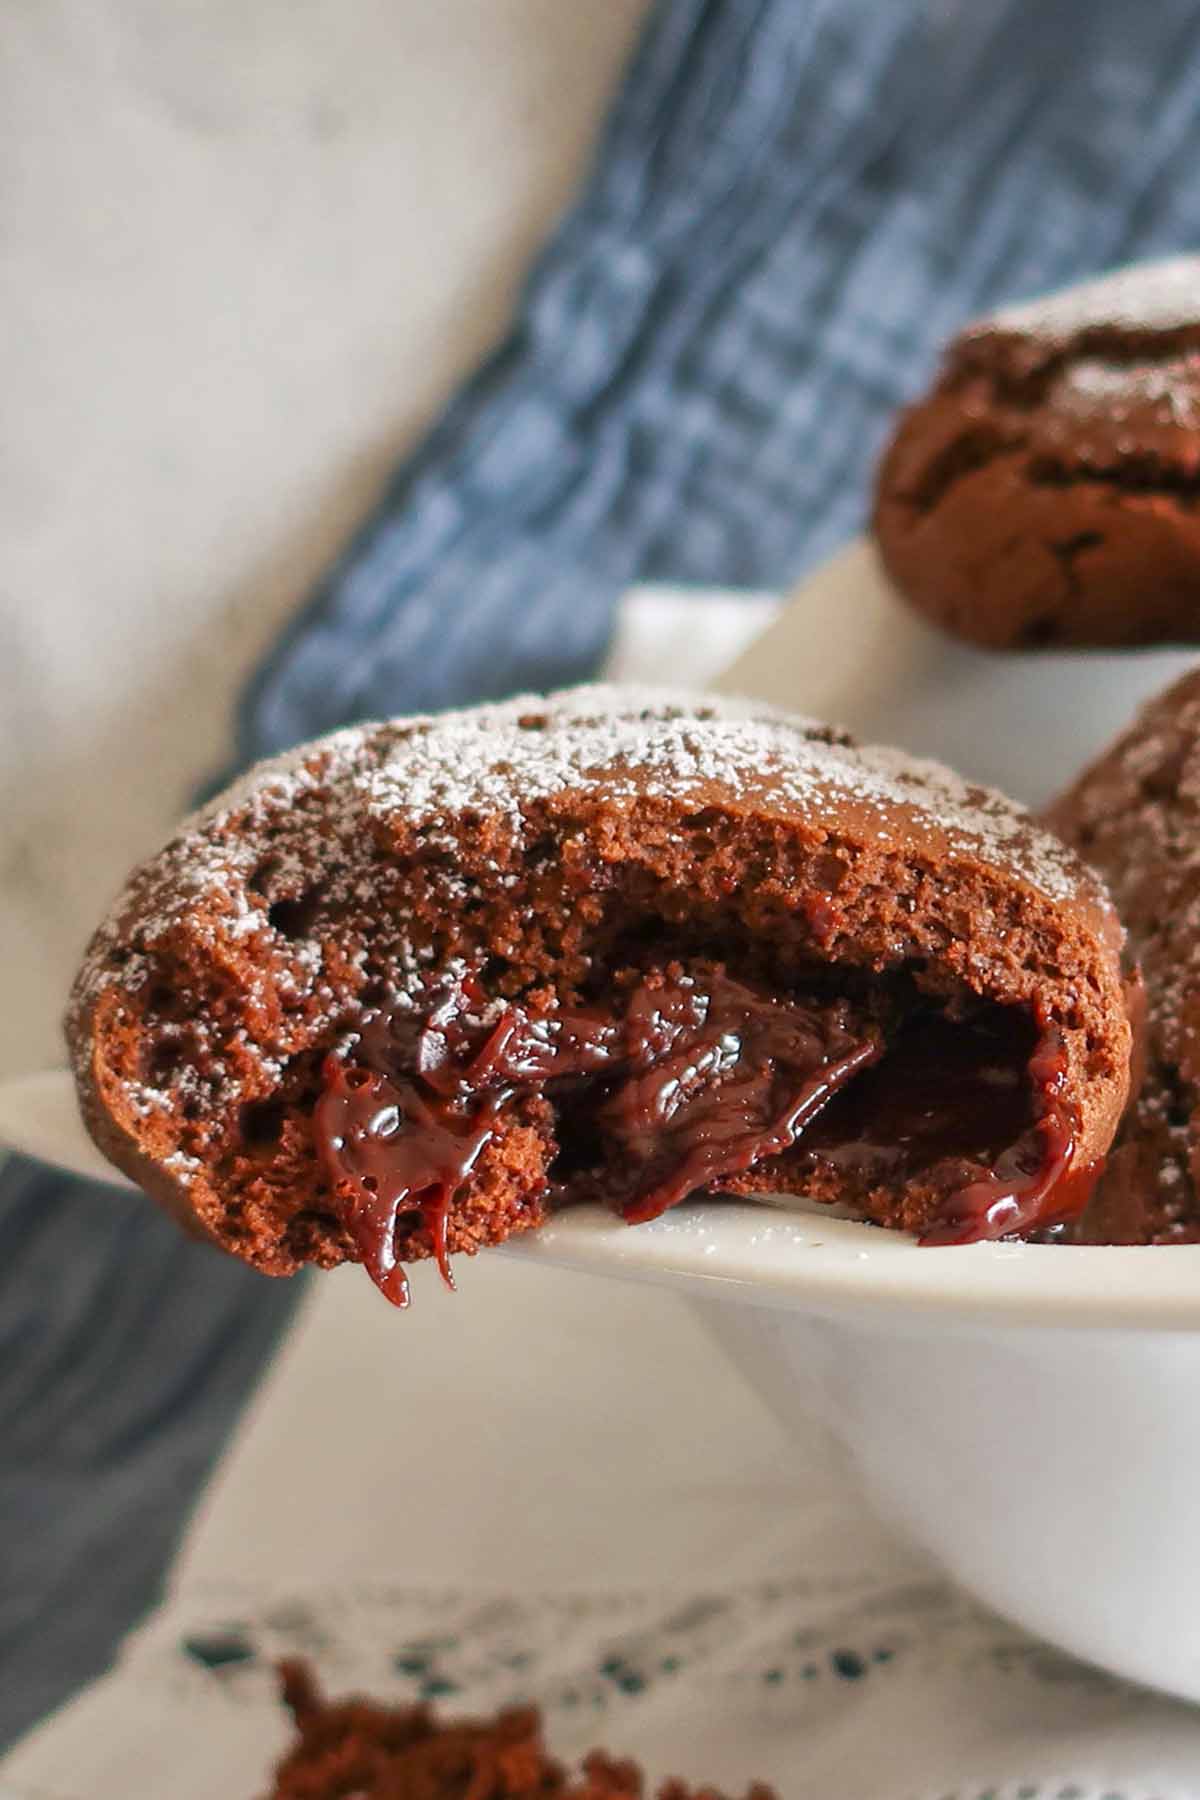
874;257;1200;649
1045;665;1200;1243
66;686;1132;1305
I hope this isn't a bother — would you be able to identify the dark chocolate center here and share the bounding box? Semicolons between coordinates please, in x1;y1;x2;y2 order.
799;1011;1075;1243
313;968;1080;1305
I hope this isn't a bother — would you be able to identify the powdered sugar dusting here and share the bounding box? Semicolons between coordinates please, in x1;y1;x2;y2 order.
987;257;1200;340
1056;355;1200;428
79;686;1092;1019
335;686;1085;905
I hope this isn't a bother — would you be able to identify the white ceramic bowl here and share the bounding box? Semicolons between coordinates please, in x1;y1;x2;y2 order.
508;1202;1200;1702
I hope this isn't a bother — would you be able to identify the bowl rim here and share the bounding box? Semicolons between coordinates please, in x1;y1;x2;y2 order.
10;1075;1200;1333
501;1199;1200;1332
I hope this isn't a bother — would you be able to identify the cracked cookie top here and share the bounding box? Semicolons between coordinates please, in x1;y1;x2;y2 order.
873;258;1200;649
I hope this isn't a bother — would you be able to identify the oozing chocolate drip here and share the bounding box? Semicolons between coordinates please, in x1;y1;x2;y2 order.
314;970;880;1304
800;1011;1087;1243
313;969;1085;1305
920;1026;1079;1243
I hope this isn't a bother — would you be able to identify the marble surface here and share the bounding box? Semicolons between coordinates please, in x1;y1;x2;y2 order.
0;0;650;1079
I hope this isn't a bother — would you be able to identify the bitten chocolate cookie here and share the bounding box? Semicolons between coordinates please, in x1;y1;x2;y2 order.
874;258;1200;648
262;1662;773;1800
1046;667;1200;1242
68;686;1131;1304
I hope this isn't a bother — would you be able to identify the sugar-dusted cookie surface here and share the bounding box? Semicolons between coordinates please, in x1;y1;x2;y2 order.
68;686;1131;1301
1047;667;1200;1242
875;258;1200;649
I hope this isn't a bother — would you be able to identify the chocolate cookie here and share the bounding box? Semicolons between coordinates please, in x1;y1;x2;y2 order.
874;258;1200;648
264;1662;773;1800
1046;667;1200;1242
68;687;1131;1304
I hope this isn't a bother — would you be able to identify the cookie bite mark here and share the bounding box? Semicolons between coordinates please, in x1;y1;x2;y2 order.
874;257;1200;648
314;966;882;1303
66;686;1131;1300
314;963;1104;1305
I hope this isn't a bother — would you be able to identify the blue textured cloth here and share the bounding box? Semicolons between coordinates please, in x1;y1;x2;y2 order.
7;0;1200;1755
243;0;1200;756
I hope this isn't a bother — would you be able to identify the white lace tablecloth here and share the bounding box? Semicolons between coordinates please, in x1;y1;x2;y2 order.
8;1196;1200;1800
6;596;1200;1799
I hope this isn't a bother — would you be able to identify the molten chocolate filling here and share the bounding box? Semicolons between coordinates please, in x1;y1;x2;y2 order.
314;967;1083;1305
